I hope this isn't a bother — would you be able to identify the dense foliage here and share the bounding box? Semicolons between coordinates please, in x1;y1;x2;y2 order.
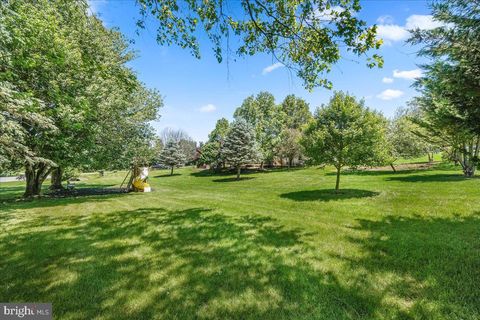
302;92;388;190
158;140;186;175
221;119;260;179
409;0;480;176
0;0;162;196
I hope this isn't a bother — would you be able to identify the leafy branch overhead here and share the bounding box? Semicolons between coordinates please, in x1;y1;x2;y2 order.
136;0;383;89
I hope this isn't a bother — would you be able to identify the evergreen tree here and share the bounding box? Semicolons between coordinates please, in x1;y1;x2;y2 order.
198;141;222;170
408;0;480;176
234;92;282;166
221;119;260;180
158;140;186;175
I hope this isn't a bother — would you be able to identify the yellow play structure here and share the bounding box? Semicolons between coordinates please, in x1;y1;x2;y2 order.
121;165;151;192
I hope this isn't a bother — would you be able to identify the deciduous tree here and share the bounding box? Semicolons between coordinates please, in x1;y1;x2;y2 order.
301;92;388;190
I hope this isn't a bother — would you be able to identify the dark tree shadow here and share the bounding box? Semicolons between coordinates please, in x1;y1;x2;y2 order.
280;189;380;202
190;167;303;179
0;192;142;215
212;177;255;183
0;207;380;319
386;173;475;183
191;169;259;178
335;214;480;319
153;173;181;178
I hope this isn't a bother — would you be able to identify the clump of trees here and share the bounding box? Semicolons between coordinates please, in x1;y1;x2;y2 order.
301;92;389;190
0;0;163;197
387;108;437;172
231;92;312;168
198;118;230;170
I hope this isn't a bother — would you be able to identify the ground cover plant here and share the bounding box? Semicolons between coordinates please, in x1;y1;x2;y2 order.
1;164;479;319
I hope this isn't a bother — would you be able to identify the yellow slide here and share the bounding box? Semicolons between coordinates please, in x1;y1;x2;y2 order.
132;178;151;192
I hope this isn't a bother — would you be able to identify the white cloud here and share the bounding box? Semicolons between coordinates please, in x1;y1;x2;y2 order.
393;69;422;80
376;24;409;43
377;89;404;100
199;104;216;113
262;62;284;75
405;15;443;30
382;77;394;84
376;14;443;44
377;15;394;24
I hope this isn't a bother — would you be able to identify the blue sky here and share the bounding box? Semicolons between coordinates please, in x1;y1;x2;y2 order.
89;0;436;142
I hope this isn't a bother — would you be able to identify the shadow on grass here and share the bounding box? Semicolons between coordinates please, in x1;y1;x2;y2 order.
0;207;379;319
334;214;480;319
191;167;304;179
386;173;475;183
280;189;380;202
212;177;255;183
153;173;181;178
0;191;139;215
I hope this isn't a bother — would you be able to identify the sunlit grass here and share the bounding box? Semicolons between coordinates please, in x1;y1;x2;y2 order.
0;164;479;319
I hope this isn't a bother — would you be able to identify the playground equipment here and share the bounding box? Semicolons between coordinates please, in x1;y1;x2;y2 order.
121;166;151;192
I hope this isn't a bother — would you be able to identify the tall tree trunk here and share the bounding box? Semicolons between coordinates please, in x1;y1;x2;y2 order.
236;166;241;180
50;167;64;190
390;163;397;173
335;166;341;191
24;162;51;197
288;157;293;169
170;166;174;176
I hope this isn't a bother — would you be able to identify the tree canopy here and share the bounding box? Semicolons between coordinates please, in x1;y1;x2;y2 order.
0;0;163;196
409;0;480;176
301;91;388;190
136;0;383;89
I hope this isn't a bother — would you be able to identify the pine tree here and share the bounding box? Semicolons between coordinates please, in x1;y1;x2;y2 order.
158;140;186;175
221;119;260;180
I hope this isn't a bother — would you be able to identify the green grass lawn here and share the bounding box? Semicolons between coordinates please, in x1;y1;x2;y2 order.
1;165;479;319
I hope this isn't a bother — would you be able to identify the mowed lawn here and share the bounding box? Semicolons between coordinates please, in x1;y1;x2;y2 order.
0;165;479;320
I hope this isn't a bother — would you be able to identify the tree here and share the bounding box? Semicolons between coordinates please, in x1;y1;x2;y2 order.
301;92;388;191
179;138;198;164
234;92;282;167
276;128;303;168
408;0;480;176
0;0;162;196
208;118;230;143
198;141;222;170
0;82;56;173
136;0;383;89
160;128;196;163
158;140;186;175
279;95;313;130
387;108;436;172
221;119;260;180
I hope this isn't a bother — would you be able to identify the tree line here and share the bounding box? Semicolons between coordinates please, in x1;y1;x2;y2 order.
193;91;439;188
